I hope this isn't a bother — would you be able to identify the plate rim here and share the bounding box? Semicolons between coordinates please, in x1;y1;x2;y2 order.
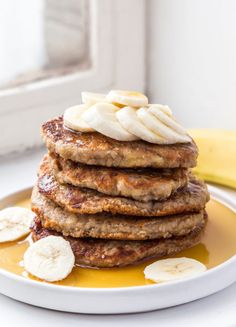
0;185;235;294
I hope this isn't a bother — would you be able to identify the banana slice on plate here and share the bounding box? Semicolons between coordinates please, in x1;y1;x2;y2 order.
64;104;94;132
106;90;148;107
82;103;138;141
23;236;75;282
81;92;107;106
0;207;35;243
116;106;167;144
144;257;207;283
137;107;191;143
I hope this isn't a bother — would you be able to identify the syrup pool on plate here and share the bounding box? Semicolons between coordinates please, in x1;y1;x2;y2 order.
0;197;236;288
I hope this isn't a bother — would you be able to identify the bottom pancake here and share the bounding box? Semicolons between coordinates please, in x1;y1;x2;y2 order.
31;216;207;268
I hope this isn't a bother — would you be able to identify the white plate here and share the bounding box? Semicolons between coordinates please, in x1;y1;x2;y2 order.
0;186;235;314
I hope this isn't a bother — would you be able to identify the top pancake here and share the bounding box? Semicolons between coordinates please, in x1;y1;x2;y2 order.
41;117;198;169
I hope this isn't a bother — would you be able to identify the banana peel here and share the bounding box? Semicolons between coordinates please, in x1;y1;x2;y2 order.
189;129;236;189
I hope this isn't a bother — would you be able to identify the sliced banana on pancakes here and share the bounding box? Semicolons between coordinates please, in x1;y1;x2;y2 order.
144;257;206;283
81;92;107;106
63;89;191;144
64;104;94;132
116;106;166;144
148;105;190;137
82;103;138;141
106;90;148;107
0;207;35;243
148;104;173;116
23;235;75;282
137;107;191;143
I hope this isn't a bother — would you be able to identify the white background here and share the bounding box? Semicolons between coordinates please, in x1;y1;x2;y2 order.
147;0;236;129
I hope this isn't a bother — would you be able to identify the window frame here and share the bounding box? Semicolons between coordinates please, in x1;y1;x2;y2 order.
0;0;146;156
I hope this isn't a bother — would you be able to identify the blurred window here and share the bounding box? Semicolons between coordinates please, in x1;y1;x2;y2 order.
0;0;90;89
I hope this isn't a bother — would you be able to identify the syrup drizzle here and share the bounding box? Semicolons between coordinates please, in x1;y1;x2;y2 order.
0;198;235;288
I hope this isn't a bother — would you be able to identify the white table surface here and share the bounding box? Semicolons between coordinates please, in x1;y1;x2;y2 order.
0;149;236;327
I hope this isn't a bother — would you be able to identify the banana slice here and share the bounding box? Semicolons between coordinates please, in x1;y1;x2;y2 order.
106;90;148;107
137;107;191;143
148;104;172;116
144;257;207;283
0;207;35;243
23;236;75;282
116;106;167;144
82;103;138;141
64;104;94;132
148;105;189;136
81;92;107;106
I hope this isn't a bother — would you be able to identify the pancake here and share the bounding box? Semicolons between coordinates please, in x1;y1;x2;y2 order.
41;117;198;169
31;186;206;241
31;215;207;268
38;156;209;217
50;152;188;202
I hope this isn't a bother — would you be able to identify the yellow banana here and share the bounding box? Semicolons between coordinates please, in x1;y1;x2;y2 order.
189;129;236;189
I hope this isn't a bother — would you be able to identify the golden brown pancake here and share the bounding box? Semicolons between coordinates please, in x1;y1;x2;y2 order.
41;117;198;169
31;215;207;268
50;152;188;202
37;156;209;217
31;186;206;241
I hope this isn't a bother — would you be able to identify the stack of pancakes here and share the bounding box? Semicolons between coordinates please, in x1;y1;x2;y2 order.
31;117;209;268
